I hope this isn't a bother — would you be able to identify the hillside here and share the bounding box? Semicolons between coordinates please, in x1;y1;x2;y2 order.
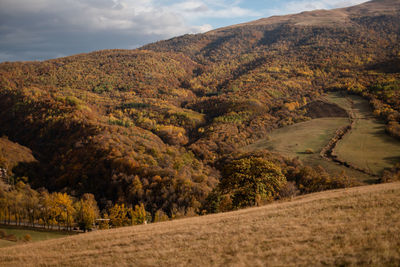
0;0;400;218
0;137;36;173
1;182;399;266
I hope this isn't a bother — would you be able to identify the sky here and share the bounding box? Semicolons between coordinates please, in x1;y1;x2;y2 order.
0;0;369;62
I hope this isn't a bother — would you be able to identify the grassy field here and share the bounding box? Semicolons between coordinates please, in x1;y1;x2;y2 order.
0;226;72;248
326;93;400;176
243;92;400;181
243;117;349;159
242;117;373;182
0;182;399;266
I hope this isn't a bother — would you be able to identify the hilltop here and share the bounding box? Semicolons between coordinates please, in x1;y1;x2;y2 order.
1;182;399;266
0;0;399;218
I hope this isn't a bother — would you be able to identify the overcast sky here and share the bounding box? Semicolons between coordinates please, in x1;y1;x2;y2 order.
0;0;369;62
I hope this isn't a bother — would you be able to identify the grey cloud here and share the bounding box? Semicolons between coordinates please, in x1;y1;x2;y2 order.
1;0;364;62
0;0;208;62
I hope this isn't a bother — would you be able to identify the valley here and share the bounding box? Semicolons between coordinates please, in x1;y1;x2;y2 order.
0;0;400;254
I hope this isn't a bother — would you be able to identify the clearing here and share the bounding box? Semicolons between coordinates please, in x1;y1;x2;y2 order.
0;182;399;266
242;116;372;182
243;92;400;182
326;92;400;176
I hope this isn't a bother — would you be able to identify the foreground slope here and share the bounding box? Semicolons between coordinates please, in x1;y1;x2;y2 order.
1;182;399;266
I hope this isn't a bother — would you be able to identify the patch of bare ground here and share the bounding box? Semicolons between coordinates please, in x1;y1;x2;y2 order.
305;100;348;119
1;182;399;266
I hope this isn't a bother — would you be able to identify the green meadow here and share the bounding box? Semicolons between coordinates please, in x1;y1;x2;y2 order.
0;226;72;248
327;93;400;175
244;92;400;182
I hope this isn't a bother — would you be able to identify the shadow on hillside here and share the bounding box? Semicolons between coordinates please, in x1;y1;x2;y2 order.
367;58;400;74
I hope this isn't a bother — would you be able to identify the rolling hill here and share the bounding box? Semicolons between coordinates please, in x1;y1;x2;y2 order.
0;182;399;266
0;0;399;218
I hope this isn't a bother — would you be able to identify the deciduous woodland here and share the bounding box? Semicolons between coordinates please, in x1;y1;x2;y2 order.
0;0;400;225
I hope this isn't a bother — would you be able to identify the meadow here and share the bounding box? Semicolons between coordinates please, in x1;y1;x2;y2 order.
242;116;373;182
244;92;400;182
0;226;73;248
0;182;399;266
327;93;400;175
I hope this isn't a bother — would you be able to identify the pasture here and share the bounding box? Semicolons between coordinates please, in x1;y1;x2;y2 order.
244;92;400;181
0;226;72;248
0;182;399;266
242;117;373;182
326;93;400;175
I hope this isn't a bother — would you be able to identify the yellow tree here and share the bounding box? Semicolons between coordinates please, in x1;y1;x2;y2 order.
51;192;75;230
0;184;10;224
129;203;147;225
9;183;24;225
108;203;129;227
220;156;287;209
75;193;99;232
39;190;53;229
21;183;39;227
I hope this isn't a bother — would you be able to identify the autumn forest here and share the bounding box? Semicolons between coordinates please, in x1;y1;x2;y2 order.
1;0;400;231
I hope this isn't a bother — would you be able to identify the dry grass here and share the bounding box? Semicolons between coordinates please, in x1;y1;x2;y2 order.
1;182;400;266
212;0;400;33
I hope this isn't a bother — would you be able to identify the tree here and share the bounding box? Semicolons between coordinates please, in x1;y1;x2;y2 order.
129;203;147;225
108;203;129;227
51;192;75;230
21;183;39;227
39;190;53;229
75;193;99;232
219;156;286;208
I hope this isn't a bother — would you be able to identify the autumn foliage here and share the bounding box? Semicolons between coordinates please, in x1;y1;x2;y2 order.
0;1;399;222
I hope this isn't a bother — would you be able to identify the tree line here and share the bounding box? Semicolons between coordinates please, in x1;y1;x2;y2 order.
0;181;152;232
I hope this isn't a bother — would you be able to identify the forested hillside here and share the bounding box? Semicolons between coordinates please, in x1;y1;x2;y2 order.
1;0;400;220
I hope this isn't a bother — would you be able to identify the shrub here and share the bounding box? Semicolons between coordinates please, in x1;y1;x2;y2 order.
288;166;353;194
23;234;32;242
278;181;299;199
5;234;17;242
304;148;314;154
154;210;169;222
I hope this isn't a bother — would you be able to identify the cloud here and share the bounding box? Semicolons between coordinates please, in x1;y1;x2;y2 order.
0;0;221;61
0;0;369;62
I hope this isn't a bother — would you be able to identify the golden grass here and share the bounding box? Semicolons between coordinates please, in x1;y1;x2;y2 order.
1;182;400;266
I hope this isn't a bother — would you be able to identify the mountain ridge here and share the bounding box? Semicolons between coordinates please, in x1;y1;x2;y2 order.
208;0;400;31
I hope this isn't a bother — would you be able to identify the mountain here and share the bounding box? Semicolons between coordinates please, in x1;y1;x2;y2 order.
0;0;399;216
1;182;399;266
